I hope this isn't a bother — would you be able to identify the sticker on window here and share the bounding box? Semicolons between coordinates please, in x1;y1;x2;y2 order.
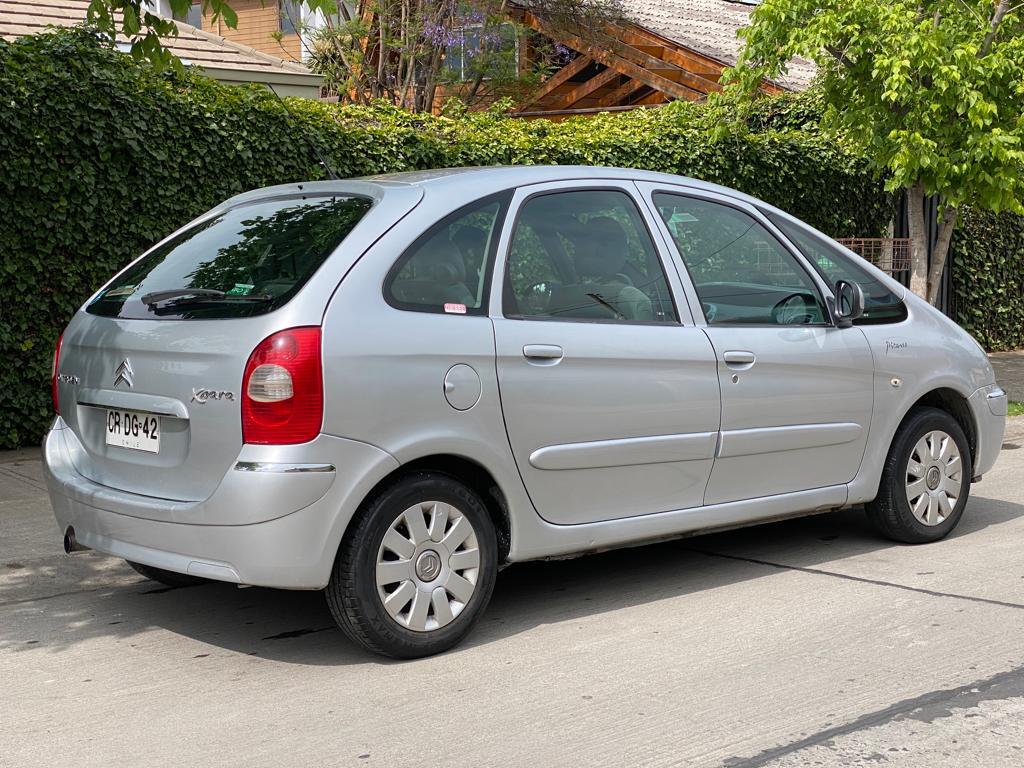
444;303;467;314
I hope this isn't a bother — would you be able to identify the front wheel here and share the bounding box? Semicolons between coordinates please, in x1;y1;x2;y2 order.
866;407;972;543
325;472;498;659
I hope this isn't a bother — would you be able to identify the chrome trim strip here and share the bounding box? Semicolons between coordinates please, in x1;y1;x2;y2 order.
78;401;182;419
233;462;336;474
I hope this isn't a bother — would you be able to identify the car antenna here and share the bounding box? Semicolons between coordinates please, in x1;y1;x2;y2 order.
266;84;339;181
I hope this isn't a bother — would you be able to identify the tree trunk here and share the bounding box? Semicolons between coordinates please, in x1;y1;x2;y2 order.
907;182;929;300
926;205;958;306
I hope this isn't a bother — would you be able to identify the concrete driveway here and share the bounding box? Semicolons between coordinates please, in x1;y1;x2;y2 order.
3;420;1024;768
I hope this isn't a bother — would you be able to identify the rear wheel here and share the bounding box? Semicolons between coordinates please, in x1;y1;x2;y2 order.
326;472;498;659
127;561;207;588
866;407;972;543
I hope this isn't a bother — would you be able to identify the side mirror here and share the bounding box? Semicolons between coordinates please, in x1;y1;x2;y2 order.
834;280;865;328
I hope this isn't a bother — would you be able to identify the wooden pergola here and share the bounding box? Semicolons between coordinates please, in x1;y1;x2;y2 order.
511;8;783;119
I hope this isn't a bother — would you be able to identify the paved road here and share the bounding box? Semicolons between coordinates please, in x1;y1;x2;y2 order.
3;421;1024;768
990;351;1024;402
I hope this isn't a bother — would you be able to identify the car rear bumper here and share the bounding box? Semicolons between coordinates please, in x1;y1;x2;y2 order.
970;385;1006;478
43;418;399;589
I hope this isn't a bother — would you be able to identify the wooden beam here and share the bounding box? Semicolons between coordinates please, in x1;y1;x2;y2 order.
520;13;720;99
634;90;668;106
614;25;728;76
603;77;646;106
613;23;786;94
548;67;621;110
516;55;594;110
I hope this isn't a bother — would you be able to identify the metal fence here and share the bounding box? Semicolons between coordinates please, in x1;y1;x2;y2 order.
836;237;912;278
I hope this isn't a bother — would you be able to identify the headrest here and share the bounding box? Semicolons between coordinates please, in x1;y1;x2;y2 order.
417;236;466;285
574;216;629;279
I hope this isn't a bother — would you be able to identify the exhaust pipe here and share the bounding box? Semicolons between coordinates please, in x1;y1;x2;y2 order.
63;526;89;554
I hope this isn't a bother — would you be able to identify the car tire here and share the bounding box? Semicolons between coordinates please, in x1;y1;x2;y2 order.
127;561;208;587
866;407;972;544
325;472;498;659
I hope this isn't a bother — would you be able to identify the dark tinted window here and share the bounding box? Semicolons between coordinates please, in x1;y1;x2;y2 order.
654;193;826;325
385;193;508;315
767;214;908;324
504;190;677;323
87;195;372;320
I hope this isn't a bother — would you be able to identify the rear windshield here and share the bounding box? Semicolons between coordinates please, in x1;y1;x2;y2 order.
87;195;373;320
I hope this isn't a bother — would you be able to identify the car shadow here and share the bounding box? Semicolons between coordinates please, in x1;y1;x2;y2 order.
5;494;1023;666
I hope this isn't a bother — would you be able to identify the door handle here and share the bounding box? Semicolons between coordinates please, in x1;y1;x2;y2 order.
723;350;756;368
523;344;564;362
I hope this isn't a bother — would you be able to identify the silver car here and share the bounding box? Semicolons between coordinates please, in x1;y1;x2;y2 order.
44;166;1007;658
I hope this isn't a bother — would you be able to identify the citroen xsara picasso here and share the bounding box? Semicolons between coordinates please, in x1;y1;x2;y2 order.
44;167;1007;658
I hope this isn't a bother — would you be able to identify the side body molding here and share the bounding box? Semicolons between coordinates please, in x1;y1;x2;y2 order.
529;432;718;471
717;423;863;459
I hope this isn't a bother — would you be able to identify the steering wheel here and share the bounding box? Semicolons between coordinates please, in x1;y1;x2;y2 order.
521;280;555;313
771;292;818;325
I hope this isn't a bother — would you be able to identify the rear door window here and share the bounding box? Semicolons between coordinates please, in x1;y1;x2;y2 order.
503;189;678;323
87;195;372;320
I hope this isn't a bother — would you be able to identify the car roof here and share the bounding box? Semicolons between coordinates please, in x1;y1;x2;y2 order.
365;165;755;202
219;165;762;211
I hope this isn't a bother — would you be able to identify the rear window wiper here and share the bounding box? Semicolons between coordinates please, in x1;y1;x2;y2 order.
141;288;272;307
142;288;227;306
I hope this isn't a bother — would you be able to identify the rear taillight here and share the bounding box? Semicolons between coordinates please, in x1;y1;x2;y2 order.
51;333;63;415
241;327;322;445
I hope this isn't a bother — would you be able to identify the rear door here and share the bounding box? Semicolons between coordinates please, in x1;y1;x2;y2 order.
640;183;874;505
54;183;419;502
490;181;721;525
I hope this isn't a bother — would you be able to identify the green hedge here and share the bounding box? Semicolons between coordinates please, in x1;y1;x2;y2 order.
0;29;893;448
953;208;1024;352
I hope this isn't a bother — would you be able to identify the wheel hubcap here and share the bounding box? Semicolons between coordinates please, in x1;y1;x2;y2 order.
906;430;963;527
414;550;443;582
375;501;480;632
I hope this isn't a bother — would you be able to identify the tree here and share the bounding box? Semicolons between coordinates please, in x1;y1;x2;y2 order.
726;0;1024;304
305;0;603;111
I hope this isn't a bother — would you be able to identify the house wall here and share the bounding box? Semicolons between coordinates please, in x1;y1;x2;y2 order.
201;0;302;63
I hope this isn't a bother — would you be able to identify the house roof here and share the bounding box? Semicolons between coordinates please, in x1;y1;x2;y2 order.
0;0;321;92
619;0;816;90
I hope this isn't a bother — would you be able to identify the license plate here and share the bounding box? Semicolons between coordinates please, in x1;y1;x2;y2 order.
105;409;161;453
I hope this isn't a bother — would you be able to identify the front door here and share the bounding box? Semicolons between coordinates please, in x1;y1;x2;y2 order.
491;183;721;525
645;186;874;505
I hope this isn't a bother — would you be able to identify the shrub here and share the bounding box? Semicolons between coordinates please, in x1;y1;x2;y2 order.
952;208;1024;352
0;28;893;448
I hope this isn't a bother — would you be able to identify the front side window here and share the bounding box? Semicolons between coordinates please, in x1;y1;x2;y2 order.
504;189;677;323
654;193;826;326
87;195;372;320
385;193;508;315
767;214;909;324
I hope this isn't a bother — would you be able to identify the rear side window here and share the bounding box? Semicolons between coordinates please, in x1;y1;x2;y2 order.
88;195;372;320
767;214;908;325
385;193;509;315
